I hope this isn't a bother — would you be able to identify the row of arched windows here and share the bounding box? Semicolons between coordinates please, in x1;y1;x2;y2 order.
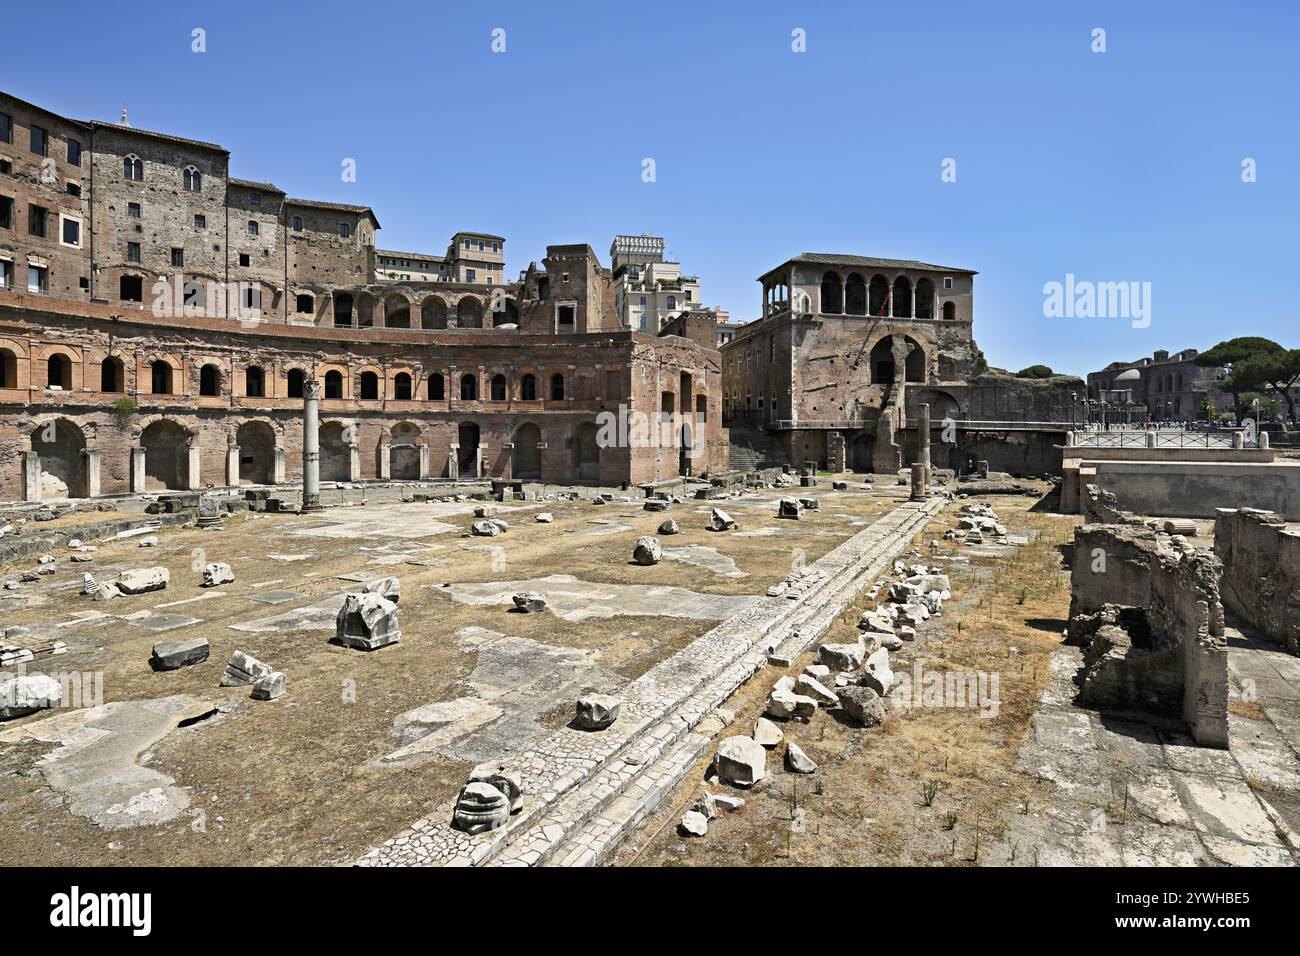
818;272;955;320
3;348;571;405
122;154;202;192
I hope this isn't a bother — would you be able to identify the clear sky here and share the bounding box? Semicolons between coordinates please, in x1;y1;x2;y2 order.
7;0;1297;376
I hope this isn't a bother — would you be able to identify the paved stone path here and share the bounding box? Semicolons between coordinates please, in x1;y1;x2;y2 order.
356;497;944;867
985;628;1300;866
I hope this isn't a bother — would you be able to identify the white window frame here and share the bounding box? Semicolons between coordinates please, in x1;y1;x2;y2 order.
59;213;81;248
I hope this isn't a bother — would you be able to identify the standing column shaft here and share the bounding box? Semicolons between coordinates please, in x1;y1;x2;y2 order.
917;402;932;491
301;379;322;512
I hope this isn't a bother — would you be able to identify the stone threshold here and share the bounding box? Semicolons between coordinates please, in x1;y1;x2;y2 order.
355;497;945;867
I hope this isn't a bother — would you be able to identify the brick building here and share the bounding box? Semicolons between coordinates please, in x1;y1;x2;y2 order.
0;90;725;501
721;252;1081;473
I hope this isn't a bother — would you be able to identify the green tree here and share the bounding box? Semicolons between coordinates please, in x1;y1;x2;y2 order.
1015;364;1054;379
1194;337;1284;421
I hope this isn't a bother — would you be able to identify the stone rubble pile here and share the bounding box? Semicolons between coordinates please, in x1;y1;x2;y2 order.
334;592;401;650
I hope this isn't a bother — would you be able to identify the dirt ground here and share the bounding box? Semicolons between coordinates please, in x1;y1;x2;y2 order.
616;487;1081;867
0;481;909;866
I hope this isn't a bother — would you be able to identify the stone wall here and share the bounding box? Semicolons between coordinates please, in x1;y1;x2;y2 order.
1067;523;1228;747
1214;507;1300;654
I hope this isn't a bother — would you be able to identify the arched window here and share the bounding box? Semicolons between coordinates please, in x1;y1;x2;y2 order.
295;294;314;314
324;370;343;400
199;363;221;396
47;354;71;390
892;277;913;318
182;165;201;191
915;278;935;319
339;223;351;239
246;366;265;398
520;373;537;401
844;273;867;315
428;373;445;401
123;154;143;181
460;374;478;401
942;301;956;321
333;293;353;327
394;372;412;400
151;360;173;395
247;220;259;236
490;374;506;401
291;215;303;232
549;372;565;401
359;371;379;400
100;356;124;393
820;272;843;314
0;348;17;389
869;275;889;316
286;368;306;398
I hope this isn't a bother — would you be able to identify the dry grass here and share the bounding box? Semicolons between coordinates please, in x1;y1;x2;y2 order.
621;492;1081;867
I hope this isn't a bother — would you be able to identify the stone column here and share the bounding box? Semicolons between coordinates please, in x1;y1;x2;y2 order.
917;402;932;489
348;440;361;482
301;379;322;512
226;442;241;487
418;443;430;479
272;446;286;484
185;439;202;490
82;448;101;498
21;451;41;502
378;441;391;480
909;462;927;502
130;447;146;493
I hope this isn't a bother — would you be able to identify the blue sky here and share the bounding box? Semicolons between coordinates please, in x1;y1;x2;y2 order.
7;0;1297;376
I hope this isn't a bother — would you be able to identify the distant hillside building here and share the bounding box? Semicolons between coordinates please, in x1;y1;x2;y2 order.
1086;349;1229;422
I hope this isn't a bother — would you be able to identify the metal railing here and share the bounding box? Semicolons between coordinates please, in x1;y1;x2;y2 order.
1069;429;1251;449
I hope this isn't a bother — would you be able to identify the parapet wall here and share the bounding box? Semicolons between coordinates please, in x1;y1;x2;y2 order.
1068;523;1228;747
1214;508;1300;654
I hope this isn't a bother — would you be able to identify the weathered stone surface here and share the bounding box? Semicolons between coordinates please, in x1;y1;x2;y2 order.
202;562;235;587
777;497;802;520
363;575;401;603
471;520;503;537
785;741;817;773
251;670;286;701
754;716;784;748
713;793;744;811
220;649;273;686
766;687;817;720
819;638;866;672
796;674;839;706
839;686;887;727
708;508;736;532
657;518;680;535
150;637;209;671
452;781;511;834
715;735;766;787
680;809;709;836
535;512;554;523
116;567;169;595
334;592;401;650
512;591;547;613
799;497;820;511
632;535;663;566
0;674;61;720
644;499;670;512
575;693;620;730
862;647;894;696
693;788;717;820
469;763;523;813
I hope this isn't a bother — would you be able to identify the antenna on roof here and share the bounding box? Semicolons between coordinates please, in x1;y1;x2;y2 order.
119;107;131;127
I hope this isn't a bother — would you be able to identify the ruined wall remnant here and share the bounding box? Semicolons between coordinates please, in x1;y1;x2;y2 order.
1067;523;1228;747
1214;507;1300;654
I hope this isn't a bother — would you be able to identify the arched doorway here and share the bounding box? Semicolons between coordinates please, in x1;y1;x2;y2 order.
140;419;189;490
850;432;873;472
319;422;350;482
390;422;421;480
869;338;896;384
511;422;541;479
820;272;842;314
457;423;480;477
31;419;87;498
574;421;600;482
383;295;411;328
236;421;276;485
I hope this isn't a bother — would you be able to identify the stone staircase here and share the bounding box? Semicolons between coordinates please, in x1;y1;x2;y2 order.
726;424;792;472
